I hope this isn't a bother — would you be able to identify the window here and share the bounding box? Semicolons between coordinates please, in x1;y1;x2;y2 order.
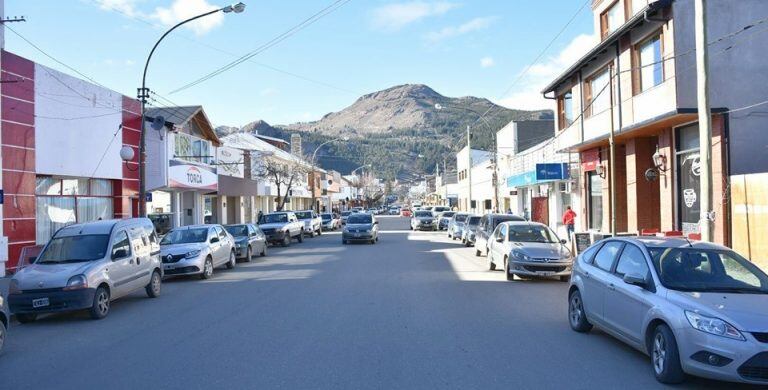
593;241;623;272
111;231;131;259
588;171;603;230
216;226;227;239
35;177;114;244
615;244;650;278
586;67;612;117
174;133;213;165
580;242;603;264
648;248;768;292
675;124;701;235
600;1;623;39
557;90;574;129
635;33;664;93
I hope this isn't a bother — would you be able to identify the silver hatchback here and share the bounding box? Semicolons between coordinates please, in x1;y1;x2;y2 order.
568;236;768;385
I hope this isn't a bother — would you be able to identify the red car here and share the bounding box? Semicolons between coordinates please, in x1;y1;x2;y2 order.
400;208;412;217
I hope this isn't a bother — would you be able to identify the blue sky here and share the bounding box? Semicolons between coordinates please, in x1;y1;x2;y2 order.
4;0;596;127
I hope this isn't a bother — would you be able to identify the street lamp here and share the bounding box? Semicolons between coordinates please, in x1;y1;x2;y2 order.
137;3;246;217
310;135;349;212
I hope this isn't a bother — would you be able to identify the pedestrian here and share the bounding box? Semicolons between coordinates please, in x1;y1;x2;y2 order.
257;210;263;224
563;206;576;240
506;208;513;215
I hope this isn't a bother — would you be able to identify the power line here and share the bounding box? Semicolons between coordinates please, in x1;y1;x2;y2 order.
169;0;354;94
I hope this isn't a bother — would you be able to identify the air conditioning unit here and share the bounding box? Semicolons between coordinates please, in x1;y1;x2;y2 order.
559;181;573;193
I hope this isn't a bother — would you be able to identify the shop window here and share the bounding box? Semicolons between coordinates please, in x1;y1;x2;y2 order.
35;177;114;244
588;171;604;230
633;32;664;94
600;1;622;40
675;124;701;235
557;90;574;130
585;66;612;118
175;133;214;165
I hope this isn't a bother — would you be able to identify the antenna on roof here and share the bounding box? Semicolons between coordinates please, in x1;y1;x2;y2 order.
683;236;693;247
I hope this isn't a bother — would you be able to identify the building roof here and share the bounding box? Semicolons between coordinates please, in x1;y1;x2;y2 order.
221;132;322;171
145;105;221;146
541;0;671;94
256;133;289;145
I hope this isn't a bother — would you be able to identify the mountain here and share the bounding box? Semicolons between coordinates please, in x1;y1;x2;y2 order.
216;84;552;179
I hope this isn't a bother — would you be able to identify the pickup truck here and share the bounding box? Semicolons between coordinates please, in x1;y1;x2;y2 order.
258;211;304;246
294;210;323;237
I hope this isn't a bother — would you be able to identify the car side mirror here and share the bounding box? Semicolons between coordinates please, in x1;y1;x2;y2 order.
210;237;220;244
373;221;379;225
560;239;567;245
496;236;504;243
623;273;647;288
112;249;128;260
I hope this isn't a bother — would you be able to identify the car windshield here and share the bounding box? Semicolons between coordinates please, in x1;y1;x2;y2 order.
295;211;312;219
648;247;768;293
160;228;209;245
467;216;481;226
348;214;372;224
341;212;351;216
507;225;558;243
224;225;248;237
415;211;432;218
261;213;288;224
455;214;468;223
36;234;109;263
321;214;332;220
493;215;524;229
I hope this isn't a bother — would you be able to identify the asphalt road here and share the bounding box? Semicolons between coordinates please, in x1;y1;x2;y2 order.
0;217;759;389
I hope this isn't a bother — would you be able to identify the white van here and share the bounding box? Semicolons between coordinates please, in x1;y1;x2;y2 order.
8;218;163;321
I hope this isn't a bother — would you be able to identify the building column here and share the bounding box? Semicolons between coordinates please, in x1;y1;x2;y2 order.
192;193;202;225
171;191;181;228
626;137;661;233
658;129;675;232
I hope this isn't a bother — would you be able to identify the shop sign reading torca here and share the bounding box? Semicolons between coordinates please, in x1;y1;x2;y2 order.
169;160;218;190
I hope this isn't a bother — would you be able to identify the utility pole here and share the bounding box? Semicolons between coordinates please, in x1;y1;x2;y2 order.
492;131;500;212
466;125;473;213
695;0;714;242
608;66;617;235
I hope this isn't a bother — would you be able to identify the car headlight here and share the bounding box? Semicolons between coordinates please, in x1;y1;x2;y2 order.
64;274;88;291
685;311;745;340
511;251;531;262
185;249;202;259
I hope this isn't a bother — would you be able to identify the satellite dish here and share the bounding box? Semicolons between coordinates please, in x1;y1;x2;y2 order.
151;115;165;131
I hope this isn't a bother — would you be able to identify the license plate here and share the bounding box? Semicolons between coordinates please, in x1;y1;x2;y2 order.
540;271;555;276
354;233;361;237
164;265;175;270
32;297;50;308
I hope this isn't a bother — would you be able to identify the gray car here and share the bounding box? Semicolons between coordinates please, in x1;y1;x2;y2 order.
410;210;437;231
8;218;163;321
225;224;267;261
487;221;572;282
342;213;379;244
447;213;470;239
160;224;236;279
568;236;768;385
461;215;482;246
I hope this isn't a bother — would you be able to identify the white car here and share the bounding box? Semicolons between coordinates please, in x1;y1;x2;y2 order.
295;210;323;237
321;213;341;230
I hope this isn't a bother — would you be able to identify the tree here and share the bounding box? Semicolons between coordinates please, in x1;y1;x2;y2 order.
252;155;311;211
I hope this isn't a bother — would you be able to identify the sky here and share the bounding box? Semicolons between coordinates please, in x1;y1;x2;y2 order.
3;0;597;127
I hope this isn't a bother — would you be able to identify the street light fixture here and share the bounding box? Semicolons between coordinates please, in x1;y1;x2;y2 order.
137;3;246;217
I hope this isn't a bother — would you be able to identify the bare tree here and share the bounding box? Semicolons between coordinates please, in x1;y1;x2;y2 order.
253;156;311;211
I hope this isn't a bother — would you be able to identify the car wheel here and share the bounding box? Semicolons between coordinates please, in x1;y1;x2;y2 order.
201;257;214;279
260;244;267;257
226;251;236;269
448;233;452;239
568;290;593;332
282;236;290;247
487;251;496;271
145;270;162;298
89;285;110;320
651;324;686;384
504;258;514;281
317;228;322;236
0;319;5;352
16;313;37;324
475;248;482;257
244;246;252;263
297;233;304;243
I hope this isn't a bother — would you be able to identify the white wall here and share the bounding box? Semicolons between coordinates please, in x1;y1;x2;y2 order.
35;64;124;179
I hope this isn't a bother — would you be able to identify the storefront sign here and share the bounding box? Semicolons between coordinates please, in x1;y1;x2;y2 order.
506;171;536;188
169;160;218;190
216;147;244;178
535;163;570;181
573;232;592;254
581;148;600;172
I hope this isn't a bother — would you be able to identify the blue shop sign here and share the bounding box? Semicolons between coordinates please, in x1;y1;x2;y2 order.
506;171;536;188
535;163;569;181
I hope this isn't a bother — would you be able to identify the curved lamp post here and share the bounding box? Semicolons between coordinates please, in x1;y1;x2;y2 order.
310;136;349;212
137;2;245;217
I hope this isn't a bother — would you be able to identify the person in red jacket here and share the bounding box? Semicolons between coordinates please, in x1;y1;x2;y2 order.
563;206;577;240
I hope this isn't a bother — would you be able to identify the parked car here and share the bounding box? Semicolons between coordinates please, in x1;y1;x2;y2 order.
389;207;400;215
224;223;267;261
148;212;173;236
410;210;437;231
568;236;768;385
340;211;353;225
258;212;304;246
487;221;571;281
0;288;9;354
8;218;163;321
342;213;379;244
321;213;340;230
461;215;482;246
400;208;412;217
438;211;456;230
474;213;526;257
160;224;236;279
295;210;322;237
447;213;470;239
